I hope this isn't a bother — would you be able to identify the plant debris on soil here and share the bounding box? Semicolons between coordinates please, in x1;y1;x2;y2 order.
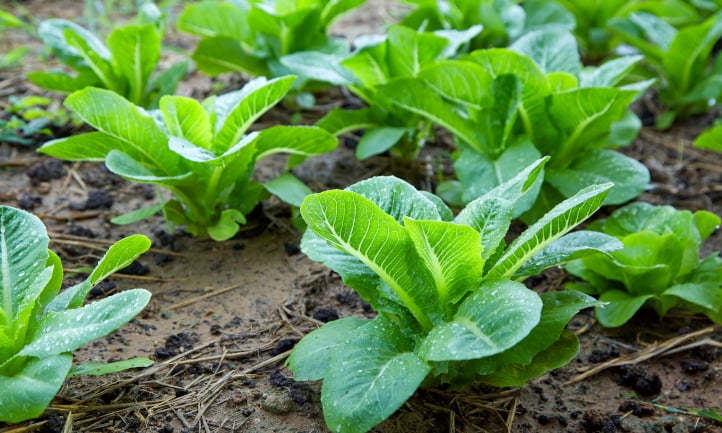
2;1;722;433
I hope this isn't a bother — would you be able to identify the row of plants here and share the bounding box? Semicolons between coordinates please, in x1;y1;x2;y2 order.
2;0;722;432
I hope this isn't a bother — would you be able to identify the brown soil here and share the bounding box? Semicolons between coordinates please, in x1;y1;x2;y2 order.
2;1;722;433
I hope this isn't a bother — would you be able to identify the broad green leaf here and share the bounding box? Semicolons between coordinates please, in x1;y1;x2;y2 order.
321;0;366;26
404;218;483;304
321;315;429;433
549;88;638;164
479;330;579;387
106;150;192;184
160;96;213;150
0;354;72;423
514;231;623;279
301;190;439;329
263;173;312;207
61;88;178;173
484;74;523;151
510;28;581;76
151;61;190;108
287;317;369;381
254;125;338;160
417;280;542;361
694;210;721;241
26;70;98;92
664;13;722;93
0;206;49;332
69;357;153;376
454;140;542;211
316;107;382;136
580;55;643;87
664;283;722;311
546;150;649;204
215;76;296;152
488;183;612;280
190;37;269;77
40;132;129;161
64;27;122;94
455;197;513;263
178;1;249;39
279;51;354;85
387;25;449;77
18;289;151;358
341;42;389;87
107;24;160;106
89;235;151;287
300;231;382;308
475;291;597;375
347;176;441;222
608;109;642;148
417;60;491;109
356;127;410;159
37;19;109;69
597;290;655;327
378;79;484;152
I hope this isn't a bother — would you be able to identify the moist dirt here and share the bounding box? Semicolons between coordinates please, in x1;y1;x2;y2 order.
1;1;722;432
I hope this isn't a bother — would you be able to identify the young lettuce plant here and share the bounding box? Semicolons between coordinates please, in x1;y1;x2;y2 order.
177;0;364;88
376;27;651;219
396;0;575;50
0;205;152;423
288;158;623;433
27;3;187;109
610;10;722;129
314;25;480;159
39;76;337;241
565;202;722;327
552;0;699;62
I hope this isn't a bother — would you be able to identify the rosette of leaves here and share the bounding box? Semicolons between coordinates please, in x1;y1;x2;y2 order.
177;0;364;88
26;3;187;109
396;0;575;50
39;76;337;241
375;27;651;220
0;206;152;423
287;158;623;433
313;25;481;159
610;10;722;130
565;202;722;327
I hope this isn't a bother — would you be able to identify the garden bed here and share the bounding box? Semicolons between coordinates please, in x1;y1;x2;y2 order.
1;1;722;432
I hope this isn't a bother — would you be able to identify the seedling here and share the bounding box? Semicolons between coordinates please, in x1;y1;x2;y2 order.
0;206;152;423
39;76;337;241
27;3;187;109
288;158;622;433
566;202;722;327
0;96;80;146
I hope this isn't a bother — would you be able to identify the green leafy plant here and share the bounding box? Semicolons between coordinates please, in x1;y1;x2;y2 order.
0;205;152;423
39;76;337;241
552;0;699;62
314;25;480;159
565;202;722;327
374;28;650;219
27;3;187;109
396;0;575;50
0;96;81;146
177;0;364;87
288;158;622;433
610;10;722;129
